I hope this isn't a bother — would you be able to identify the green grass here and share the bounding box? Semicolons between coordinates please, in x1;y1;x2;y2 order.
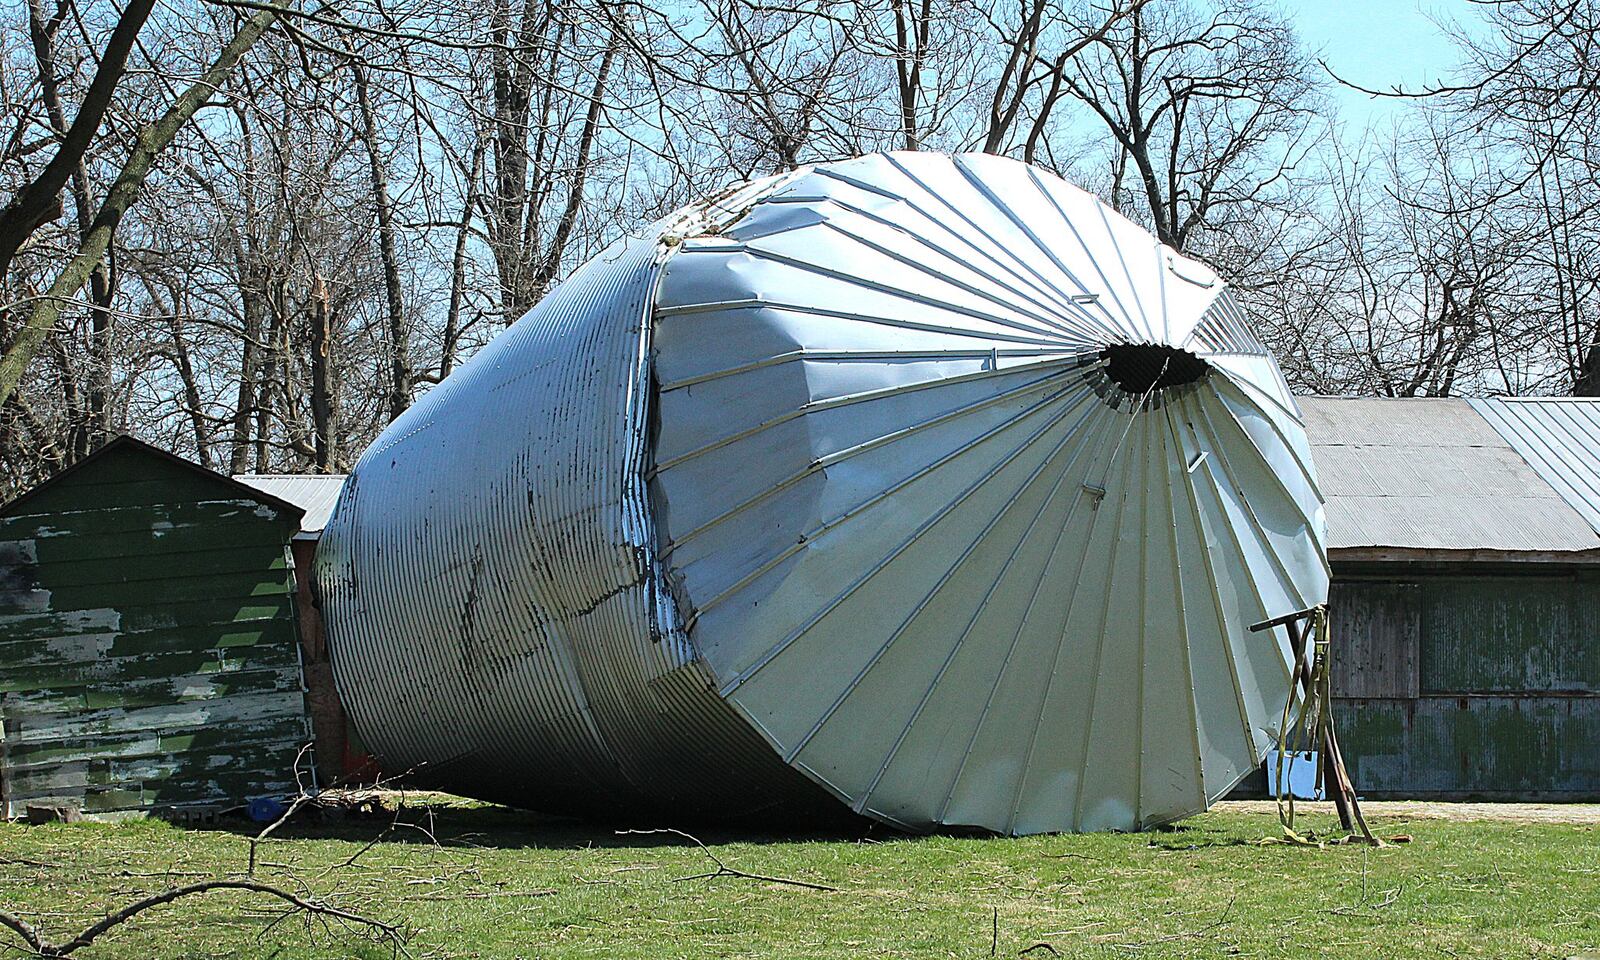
2;799;1596;959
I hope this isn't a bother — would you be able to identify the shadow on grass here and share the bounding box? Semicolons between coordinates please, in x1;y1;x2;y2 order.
189;796;1298;851
186;789;1297;851
192;794;888;851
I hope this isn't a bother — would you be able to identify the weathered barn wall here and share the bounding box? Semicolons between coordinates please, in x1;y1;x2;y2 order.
0;440;312;816
1332;569;1600;799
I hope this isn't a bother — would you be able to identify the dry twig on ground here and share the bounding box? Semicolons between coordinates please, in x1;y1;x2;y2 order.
0;880;404;958
0;745;413;958
616;828;839;892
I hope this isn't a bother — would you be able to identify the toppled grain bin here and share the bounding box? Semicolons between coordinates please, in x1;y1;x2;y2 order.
315;152;1328;834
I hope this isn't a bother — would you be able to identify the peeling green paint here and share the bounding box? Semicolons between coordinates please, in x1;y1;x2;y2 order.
1339;696;1600;798
1334;571;1600;800
1;440;311;816
1422;577;1600;693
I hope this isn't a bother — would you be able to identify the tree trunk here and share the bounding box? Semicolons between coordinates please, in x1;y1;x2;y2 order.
489;0;542;322
1577;339;1600;396
308;273;335;469
254;275;288;472
352;61;412;422
528;34;617;293
137;272;211;467
170;317;212;469
441;142;484;381
0;0;291;411
29;0;119;450
0;0;158;282
229;270;264;475
86;251;115;446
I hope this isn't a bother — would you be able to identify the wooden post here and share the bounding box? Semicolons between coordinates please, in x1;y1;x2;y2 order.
1322;717;1356;832
1252;604;1378;844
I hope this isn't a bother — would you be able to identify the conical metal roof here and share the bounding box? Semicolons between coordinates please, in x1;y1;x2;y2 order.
316;152;1327;834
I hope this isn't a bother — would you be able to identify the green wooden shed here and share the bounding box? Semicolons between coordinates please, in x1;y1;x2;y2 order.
0;437;313;817
1302;397;1600;800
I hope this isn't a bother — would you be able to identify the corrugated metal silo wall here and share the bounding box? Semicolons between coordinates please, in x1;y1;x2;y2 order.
313;223;847;821
0;447;311;815
1331;567;1600;799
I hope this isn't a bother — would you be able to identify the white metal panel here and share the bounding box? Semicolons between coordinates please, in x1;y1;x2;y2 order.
1472;397;1600;537
653;153;1321;833
235;475;347;534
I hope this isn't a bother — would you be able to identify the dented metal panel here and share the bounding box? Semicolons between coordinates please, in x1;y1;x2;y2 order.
317;152;1325;833
314;220;833;817
0;438;311;816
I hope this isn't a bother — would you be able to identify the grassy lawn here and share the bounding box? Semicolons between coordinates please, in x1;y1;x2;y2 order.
1;798;1595;959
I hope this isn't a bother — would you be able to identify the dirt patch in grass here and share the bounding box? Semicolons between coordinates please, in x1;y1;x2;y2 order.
1219;799;1600;824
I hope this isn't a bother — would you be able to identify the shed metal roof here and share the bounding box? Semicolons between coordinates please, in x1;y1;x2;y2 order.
1299;397;1600;557
235;474;347;534
1471;397;1600;536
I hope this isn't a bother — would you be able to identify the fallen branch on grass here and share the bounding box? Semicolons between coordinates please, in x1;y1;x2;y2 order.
1108;894;1237;950
616;828;839;892
247;743;321;877
0;880;404;958
314;793;442;879
1330;885;1402;917
400;888;556;902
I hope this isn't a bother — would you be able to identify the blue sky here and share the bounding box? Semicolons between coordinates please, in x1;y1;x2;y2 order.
1288;0;1480;131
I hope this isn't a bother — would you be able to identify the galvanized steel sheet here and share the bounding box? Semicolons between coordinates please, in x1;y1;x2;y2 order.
236;474;348;535
316;153;1326;833
1302;397;1600;554
1472;397;1600;538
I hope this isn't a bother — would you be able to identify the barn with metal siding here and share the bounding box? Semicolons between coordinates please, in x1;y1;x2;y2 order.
1303;397;1600;800
0;437;314;817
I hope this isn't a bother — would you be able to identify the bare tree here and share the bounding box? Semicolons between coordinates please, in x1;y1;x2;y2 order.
0;0;292;414
1326;0;1600;395
976;0;1135;159
351;59;413;420
0;0;157;283
6;0;1600;495
1459;0;1600;394
1058;0;1321;256
481;0;620;321
1255;120;1552;398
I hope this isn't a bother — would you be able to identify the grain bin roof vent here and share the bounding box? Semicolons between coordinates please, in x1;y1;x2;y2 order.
316;152;1328;836
1100;342;1210;395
